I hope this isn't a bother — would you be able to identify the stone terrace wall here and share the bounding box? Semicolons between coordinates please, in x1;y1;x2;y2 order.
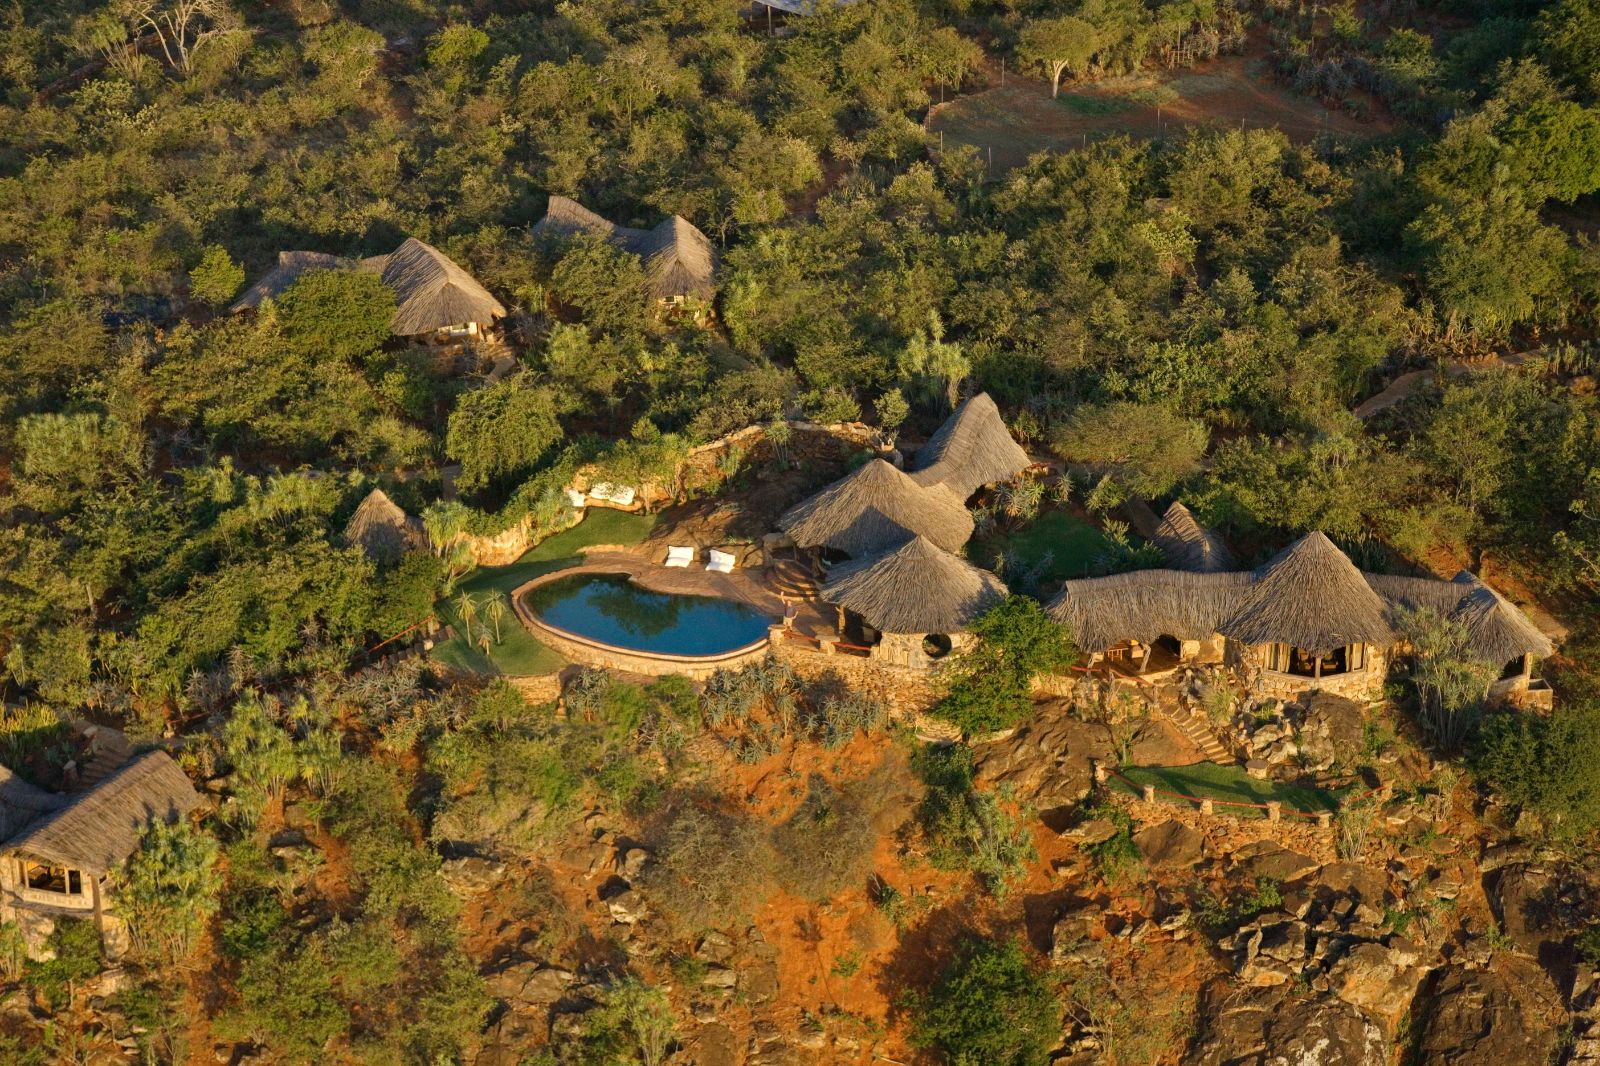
773;641;960;740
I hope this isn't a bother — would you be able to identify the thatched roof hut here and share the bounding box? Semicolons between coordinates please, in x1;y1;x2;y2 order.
821;536;1008;634
779;459;974;557
1051;569;1251;653
381;238;506;335
1222;532;1394;653
1368;571;1554;663
344;488;426;562
5;752;199;877
911;393;1031;500
536;195;717;301
0;766;68;842
230;251;352;313
1153;502;1236;573
1052;531;1555;664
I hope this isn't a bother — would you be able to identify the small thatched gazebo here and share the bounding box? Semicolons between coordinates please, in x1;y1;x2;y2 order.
820;536;1007;667
778;459;974;558
381;238;506;338
1152;502;1235;573
344;488;427;564
0;752;201;956
536;195;718;305
910;393;1031;501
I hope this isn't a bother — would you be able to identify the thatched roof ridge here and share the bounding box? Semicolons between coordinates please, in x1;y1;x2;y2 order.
0;765;69;842
635;216;717;300
1222;532;1394;653
5;752;200;876
230;251;351;313
822;536;1007;634
344;488;426;561
779;459;974;557
910;393;1031;500
1153;502;1236;573
381;238;506;335
536;196;716;300
1450;575;1555;664
1049;569;1251;653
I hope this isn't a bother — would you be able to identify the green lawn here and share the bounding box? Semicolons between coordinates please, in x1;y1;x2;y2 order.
430;509;659;676
1112;762;1344;819
975;508;1118;583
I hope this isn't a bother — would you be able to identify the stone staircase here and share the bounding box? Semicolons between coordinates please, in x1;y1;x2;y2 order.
71;724;132;792
766;558;820;601
1162;700;1235;765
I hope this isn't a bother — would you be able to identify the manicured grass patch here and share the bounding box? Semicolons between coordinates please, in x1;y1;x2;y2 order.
974;508;1118;583
1112;762;1344;818
431;509;660;676
1057;93;1132;116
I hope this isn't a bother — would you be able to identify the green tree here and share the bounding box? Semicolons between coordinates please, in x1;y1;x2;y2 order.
1472;701;1600;839
1394;608;1498;752
188;244;245;307
1017;17;1097;98
1538;0;1600;97
117;817;222;963
221;692;299;827
274;269;396;366
1052;401;1208;498
910;937;1060;1066
1502;99;1600;202
445;374;563;492
934;597;1076;735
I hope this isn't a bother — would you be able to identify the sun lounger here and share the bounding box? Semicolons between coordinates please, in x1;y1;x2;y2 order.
589;482;636;506
564;488;587;508
665;545;695;568
706;549;736;573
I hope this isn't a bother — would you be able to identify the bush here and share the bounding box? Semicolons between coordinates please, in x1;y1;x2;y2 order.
916;745;1035;898
642;803;776;934
25;918;102;1008
772;777;883;901
117;817;222;963
909;937;1060;1066
933;597;1076;736
1076;799;1140;882
1471;701;1600;839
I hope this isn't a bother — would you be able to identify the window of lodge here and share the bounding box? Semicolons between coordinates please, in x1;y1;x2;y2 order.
21;860;82;896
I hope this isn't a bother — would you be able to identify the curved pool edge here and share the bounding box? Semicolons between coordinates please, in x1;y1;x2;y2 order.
510;568;777;680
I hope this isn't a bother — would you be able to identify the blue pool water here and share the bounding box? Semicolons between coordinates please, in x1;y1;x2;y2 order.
525;573;772;656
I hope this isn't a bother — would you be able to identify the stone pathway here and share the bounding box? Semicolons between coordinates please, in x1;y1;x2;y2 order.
1159;699;1235;765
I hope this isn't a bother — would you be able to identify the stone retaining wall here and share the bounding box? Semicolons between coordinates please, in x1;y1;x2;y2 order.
772;640;959;740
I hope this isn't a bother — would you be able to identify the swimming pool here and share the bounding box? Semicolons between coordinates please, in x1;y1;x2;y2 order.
522;572;773;657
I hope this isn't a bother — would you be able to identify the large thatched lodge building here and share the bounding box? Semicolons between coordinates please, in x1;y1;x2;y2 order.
232;237;506;341
775;393;1031;669
1051;523;1554;703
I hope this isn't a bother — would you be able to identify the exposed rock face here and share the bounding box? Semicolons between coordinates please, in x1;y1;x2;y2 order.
1233;842;1320;885
484;963;575;1008
1134;818;1207;869
1411;965;1560;1066
1485;863;1560;957
1185;982;1388;1066
972;701;1112;810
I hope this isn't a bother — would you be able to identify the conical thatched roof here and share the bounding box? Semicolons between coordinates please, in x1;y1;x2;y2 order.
911;393;1031;500
344;489;426;562
1222;533;1394;653
230;251;351;313
0;765;68;842
535;196;717;301
1446;572;1554;663
1050;570;1252;652
779;459;974;557
1153;502;1236;573
381;238;506;335
5;752;200;876
821;536;1008;634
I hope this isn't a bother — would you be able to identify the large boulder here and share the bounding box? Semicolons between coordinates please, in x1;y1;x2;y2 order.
972;702;1112;811
1485;864;1560;957
1134;819;1207;869
1233;841;1320;885
1411;964;1560;1066
1185;982;1388;1066
1324;940;1431;1033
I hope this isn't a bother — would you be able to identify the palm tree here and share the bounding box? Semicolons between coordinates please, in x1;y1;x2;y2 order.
455;591;479;646
483;593;507;645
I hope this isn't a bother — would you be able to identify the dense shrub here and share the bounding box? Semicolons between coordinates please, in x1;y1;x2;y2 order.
642;803;777;934
933;597;1076;736
909;937;1060;1066
1471;702;1600;839
915;745;1035;898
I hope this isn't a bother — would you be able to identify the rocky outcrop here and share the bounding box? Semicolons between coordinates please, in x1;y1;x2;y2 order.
1410;964;1561;1066
1134;818;1207;869
1185;982;1389;1066
971;702;1112;810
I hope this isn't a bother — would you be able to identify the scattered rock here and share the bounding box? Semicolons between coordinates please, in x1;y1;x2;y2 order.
1234;842;1319;884
606;890;648;925
484;963;575;1007
441;856;507;894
